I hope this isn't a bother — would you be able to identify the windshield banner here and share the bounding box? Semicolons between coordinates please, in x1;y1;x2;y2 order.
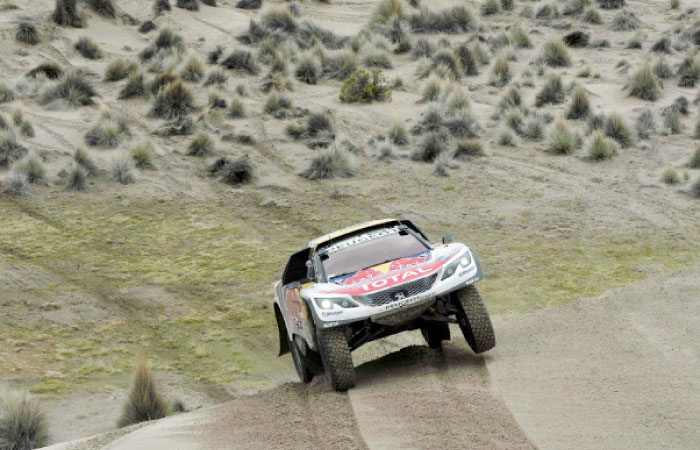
323;226;401;254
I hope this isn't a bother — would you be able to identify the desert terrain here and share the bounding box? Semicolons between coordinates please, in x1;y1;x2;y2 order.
1;0;699;448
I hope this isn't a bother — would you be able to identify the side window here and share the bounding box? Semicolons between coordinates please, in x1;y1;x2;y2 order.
282;248;311;285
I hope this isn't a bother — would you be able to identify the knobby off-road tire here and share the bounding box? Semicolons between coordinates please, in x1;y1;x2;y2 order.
453;285;496;354
290;337;314;384
317;326;355;391
421;321;451;349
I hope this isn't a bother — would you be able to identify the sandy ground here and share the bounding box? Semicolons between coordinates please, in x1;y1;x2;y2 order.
487;264;700;450
42;264;700;450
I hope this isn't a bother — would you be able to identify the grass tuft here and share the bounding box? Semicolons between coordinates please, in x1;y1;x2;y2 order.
109;153;136;184
176;0;199;11
40;72;97;109
661;168;679;185
53;0;83;27
2;171;29;197
412;130;449;162
180;55;205;82
542;38;571;67
598;0;625;8
307;112;334;138
236;0;261;9
105;59;137;82
546;118;582;154
563;31;589;48
372;0;404;25
388;123;409;145
663;106;683;134
611;10;642;31
295;52;322;85
583;7;602;23
87;0;116;18
73;147;99;177
220;50;259;75
85;112;131;148
227;95;246;118
0;133;28;167
454;139;484;158
0;388;49;450
65;162;88;191
154;0;171;15
118;358;169;427
604;113;634;147
481;0;500;16
535;74;565;107
433;152;453;177
214;157;257;185
27;63;63;80
585;131;618;160
497;129;519;147
187;133;215;157
15;20;40;45
489;52;511;87
14;151;46;184
635;110;656;139
149;80;195;120
301;142;356;179
119;72;147;99
74;37;103;59
0;82;15;104
566;86;590;119
131;140;156;169
686;144;700;169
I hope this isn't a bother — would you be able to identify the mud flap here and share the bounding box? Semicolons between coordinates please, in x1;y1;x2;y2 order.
275;305;290;356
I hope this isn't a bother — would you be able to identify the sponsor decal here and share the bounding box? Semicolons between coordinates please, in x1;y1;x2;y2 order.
388;254;428;271
285;289;304;329
323;322;339;328
324;227;400;254
343;268;384;285
383;292;433;312
331;262;445;295
321;310;343;317
464;276;480;284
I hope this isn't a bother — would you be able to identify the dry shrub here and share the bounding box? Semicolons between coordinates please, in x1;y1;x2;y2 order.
118;358;169;427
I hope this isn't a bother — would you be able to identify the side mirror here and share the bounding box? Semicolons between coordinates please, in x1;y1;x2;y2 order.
306;260;316;281
442;235;454;244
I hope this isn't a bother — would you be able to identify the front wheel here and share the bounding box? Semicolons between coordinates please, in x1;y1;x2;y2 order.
452;285;496;354
290;337;314;384
317;326;355;391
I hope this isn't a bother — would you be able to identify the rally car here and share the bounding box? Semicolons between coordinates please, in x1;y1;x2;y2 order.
273;219;495;391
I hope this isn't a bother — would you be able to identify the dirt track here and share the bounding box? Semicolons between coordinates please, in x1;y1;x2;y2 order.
44;266;700;450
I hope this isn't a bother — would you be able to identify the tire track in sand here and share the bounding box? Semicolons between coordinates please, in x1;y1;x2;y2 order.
348;342;537;450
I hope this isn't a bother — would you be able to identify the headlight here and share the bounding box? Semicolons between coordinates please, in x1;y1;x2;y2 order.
441;253;472;280
314;297;359;310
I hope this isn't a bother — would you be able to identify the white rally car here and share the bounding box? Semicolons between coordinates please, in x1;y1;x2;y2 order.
273;219;495;391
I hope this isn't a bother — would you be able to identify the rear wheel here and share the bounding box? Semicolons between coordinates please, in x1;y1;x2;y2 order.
290;337;314;384
317;326;355;391
420;321;451;349
452;285;495;354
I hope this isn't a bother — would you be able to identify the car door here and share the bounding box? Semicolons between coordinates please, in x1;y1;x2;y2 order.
281;248;312;337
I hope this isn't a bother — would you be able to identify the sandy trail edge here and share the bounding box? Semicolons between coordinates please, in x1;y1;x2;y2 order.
487;265;700;450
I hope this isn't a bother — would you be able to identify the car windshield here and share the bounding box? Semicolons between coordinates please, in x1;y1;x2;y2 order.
320;229;428;279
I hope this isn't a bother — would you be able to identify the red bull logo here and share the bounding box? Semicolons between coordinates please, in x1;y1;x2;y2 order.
344;268;383;285
388;255;427;271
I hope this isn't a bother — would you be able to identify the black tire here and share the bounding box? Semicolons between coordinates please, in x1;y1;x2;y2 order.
290;337;314;384
317;326;355;391
452;285;496;354
420;321;451;349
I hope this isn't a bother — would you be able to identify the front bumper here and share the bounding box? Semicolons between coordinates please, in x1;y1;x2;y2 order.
309;251;484;329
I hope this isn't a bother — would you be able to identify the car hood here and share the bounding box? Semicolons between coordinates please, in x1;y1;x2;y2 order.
309;244;463;296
